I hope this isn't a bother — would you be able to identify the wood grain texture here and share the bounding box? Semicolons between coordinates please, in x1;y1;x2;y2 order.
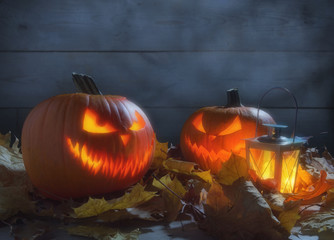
0;52;333;108
0;0;333;152
0;0;333;51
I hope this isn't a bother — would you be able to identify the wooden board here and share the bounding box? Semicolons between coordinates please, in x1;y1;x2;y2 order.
0;52;333;108
0;0;333;152
0;0;333;51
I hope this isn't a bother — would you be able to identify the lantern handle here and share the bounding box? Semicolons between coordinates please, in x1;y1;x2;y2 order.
255;87;298;143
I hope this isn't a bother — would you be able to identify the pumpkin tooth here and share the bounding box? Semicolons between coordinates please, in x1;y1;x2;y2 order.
66;137;154;180
81;144;88;167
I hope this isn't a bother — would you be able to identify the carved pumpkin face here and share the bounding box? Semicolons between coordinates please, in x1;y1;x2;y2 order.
180;106;275;174
22;93;155;199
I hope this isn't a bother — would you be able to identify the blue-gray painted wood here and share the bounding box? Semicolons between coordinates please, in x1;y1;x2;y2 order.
0;52;333;108
0;0;333;51
0;0;333;152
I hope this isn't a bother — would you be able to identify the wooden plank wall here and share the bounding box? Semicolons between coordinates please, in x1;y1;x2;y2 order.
0;0;333;151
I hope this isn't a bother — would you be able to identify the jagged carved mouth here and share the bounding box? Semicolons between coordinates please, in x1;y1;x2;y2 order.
184;136;232;163
66;137;154;179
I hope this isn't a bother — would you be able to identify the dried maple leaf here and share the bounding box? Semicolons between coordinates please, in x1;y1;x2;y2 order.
0;133;35;220
150;138;168;169
216;154;249;185
74;183;156;218
162;158;213;183
152;174;187;221
202;179;285;240
286;170;334;203
278;205;301;233
163;158;198;173
263;192;301;233
0;186;36;220
108;184;157;210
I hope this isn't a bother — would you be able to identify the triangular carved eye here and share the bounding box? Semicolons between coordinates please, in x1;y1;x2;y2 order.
192;113;206;133
129;111;146;131
83;109;117;133
218;116;242;136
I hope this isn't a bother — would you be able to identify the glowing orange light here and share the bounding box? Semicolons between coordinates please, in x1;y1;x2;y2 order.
218;116;242;136
192;113;206;133
248;147;300;193
120;134;130;146
83;109;117;133
281;150;299;193
184;136;231;163
129;111;146;131
66;137;154;179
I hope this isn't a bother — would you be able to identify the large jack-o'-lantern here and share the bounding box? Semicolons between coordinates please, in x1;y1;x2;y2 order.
22;73;155;199
180;89;275;174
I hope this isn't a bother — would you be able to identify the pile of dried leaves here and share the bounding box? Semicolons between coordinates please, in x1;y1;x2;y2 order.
0;132;334;239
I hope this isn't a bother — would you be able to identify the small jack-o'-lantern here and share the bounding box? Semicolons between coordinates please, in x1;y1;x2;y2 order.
180;89;275;174
22;74;155;199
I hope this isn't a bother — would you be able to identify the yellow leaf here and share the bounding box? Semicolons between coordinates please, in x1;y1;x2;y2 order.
150;138;168;169
152;174;172;190
278;205;301;233
153;174;186;221
216;154;249;185
68;225;140;240
74;184;157;218
74;197;112;218
108;183;157;210
162;158;213;184
192;170;213;184
163;158;197;173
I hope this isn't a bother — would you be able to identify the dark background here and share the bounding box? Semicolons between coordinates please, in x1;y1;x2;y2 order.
0;0;333;152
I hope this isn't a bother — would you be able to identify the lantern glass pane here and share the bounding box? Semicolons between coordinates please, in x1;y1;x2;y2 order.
249;149;275;180
280;150;300;193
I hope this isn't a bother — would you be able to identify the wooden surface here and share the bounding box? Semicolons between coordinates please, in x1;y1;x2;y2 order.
0;0;333;151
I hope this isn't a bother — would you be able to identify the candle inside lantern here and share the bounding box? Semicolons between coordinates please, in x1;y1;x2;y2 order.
248;147;300;193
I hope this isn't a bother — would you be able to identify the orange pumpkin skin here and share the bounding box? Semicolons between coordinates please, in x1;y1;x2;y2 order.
22;93;155;199
180;91;275;174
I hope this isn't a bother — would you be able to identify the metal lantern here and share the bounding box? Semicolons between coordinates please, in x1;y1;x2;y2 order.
245;87;306;193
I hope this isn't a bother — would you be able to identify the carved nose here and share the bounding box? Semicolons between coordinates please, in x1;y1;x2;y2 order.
209;135;216;141
120;134;130;146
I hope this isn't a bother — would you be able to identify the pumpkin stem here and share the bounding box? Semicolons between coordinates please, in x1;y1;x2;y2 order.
226;88;242;107
72;72;102;95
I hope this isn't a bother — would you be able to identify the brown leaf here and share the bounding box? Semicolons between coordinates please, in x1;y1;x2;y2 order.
216;154;249;185
0;134;32;189
202;179;285;240
205;181;230;212
74;184;157;218
0;187;35;221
